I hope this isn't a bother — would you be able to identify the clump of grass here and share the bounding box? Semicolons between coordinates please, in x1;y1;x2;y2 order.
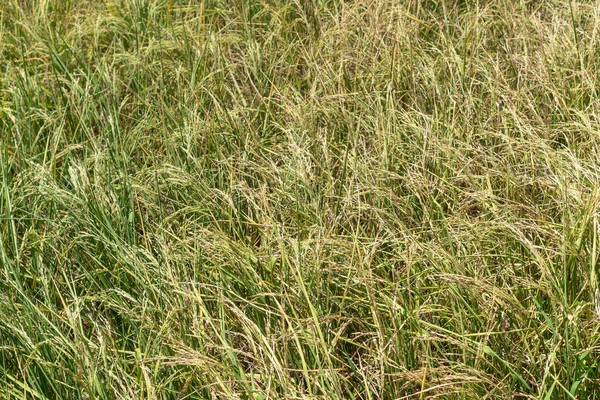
2;0;600;398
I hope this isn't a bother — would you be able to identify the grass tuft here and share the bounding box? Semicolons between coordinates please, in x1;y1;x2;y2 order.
2;0;600;398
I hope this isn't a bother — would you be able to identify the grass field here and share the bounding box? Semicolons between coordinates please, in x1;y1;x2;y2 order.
2;0;600;398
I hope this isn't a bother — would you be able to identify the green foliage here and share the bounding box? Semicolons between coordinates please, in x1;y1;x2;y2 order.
1;0;600;398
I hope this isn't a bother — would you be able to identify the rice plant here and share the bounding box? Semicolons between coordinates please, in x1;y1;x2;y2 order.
1;0;600;398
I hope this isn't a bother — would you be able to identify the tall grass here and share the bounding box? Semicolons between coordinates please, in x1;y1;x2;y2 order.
1;0;600;398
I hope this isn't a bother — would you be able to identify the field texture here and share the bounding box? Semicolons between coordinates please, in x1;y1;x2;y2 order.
2;0;600;398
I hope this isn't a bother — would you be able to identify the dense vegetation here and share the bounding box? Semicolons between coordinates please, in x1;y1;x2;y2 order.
2;0;600;398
